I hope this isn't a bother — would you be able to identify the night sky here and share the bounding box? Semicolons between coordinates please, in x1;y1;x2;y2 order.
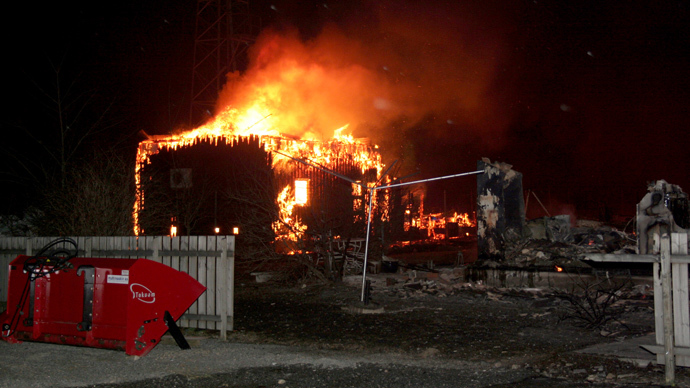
2;0;689;223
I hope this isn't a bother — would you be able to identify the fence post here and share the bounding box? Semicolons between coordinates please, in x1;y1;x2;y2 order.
660;229;675;384
219;236;228;340
152;236;160;262
228;235;234;332
672;232;690;367
85;237;92;257
25;237;32;256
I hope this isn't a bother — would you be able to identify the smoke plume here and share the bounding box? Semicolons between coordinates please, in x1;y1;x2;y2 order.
215;1;521;155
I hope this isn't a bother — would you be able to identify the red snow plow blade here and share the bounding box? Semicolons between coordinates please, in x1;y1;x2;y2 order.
1;255;206;356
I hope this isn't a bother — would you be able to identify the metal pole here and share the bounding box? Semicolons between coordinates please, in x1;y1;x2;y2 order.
379;170;484;190
361;187;376;302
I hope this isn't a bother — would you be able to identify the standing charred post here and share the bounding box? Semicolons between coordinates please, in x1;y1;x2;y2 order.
476;158;525;261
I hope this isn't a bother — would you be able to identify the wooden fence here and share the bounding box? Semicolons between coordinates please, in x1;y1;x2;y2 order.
0;235;235;337
587;230;690;385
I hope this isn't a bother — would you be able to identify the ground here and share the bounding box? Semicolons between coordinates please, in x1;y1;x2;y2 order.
2;270;689;388
224;273;686;387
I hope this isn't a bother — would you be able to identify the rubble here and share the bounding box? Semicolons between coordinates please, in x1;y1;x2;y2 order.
473;159;653;272
364;270;557;301
473;218;637;270
526;215;572;242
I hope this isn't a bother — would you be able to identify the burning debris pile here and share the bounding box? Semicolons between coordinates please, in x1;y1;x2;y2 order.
401;206;476;242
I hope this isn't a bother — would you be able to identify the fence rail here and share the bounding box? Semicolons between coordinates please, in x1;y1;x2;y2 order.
0;235;235;337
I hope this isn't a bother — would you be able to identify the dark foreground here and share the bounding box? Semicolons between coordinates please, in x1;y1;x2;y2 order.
1;273;688;388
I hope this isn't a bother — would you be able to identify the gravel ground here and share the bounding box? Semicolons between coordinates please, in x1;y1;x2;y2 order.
1;273;688;387
0;339;544;388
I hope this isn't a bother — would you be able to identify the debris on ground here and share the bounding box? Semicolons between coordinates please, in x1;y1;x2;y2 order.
474;218;637;270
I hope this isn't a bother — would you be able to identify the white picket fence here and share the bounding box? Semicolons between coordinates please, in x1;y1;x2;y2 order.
587;230;690;385
0;235;235;336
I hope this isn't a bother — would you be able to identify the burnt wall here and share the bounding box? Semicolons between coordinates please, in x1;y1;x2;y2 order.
476;158;525;261
138;135;275;238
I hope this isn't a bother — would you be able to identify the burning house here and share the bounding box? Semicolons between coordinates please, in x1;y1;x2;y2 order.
134;124;397;257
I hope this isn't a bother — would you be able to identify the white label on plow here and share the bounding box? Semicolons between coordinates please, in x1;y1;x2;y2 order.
107;274;129;284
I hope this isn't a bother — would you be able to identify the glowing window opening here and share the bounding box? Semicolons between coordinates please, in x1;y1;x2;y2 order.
295;179;309;206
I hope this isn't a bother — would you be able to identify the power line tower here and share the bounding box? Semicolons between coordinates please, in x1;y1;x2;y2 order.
189;0;260;127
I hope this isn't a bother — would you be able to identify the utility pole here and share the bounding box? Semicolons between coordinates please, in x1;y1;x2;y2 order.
189;0;260;127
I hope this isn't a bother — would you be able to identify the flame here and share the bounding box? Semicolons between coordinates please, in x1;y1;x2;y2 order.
403;209;476;239
273;184;308;241
333;124;355;143
555;265;563;272
453;212;474;227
